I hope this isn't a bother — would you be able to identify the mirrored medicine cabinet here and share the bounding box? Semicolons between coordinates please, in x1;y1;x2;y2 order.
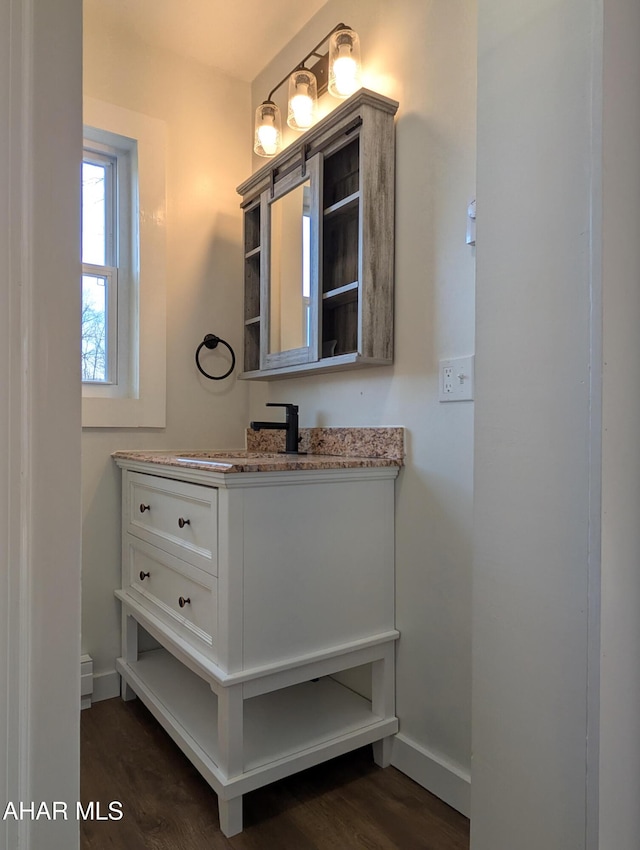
237;88;399;380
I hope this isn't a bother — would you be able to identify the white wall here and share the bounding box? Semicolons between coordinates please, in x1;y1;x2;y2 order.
473;1;599;847
599;0;640;846
1;1;82;848
82;6;252;692
250;0;477;811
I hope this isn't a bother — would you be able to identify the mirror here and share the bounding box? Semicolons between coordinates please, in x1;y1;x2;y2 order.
268;179;312;355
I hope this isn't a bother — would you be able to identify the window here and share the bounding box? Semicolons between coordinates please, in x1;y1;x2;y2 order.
82;135;133;389
82;98;166;428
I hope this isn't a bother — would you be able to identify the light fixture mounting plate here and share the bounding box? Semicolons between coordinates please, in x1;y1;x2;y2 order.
310;52;329;97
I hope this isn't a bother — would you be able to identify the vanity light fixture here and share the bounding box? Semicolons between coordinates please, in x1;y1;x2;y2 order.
254;101;281;158
328;27;361;97
288;68;317;130
253;22;362;158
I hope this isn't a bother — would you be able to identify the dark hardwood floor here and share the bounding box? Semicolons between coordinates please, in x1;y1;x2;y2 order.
81;697;469;850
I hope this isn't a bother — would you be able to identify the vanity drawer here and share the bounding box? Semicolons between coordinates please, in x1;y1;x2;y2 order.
126;535;217;651
126;472;217;575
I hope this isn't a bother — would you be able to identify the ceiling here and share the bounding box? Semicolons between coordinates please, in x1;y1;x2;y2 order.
88;0;331;82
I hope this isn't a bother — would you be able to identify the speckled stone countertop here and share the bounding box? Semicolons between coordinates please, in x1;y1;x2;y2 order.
112;427;404;474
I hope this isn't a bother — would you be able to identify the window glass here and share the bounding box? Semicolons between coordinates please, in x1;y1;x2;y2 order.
82;160;110;266
81;273;108;382
82;147;118;386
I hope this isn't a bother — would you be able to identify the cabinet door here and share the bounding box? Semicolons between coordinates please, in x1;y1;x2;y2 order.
260;155;320;370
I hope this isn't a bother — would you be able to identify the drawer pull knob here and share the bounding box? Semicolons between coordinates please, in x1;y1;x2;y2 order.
178;596;191;608
139;571;150;581
178;517;190;528
139;503;150;513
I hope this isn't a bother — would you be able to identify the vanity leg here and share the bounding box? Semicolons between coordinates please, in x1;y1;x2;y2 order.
216;684;244;776
215;684;244;834
218;796;243;837
121;681;137;702
372;736;394;768
121;614;138;702
371;644;395;768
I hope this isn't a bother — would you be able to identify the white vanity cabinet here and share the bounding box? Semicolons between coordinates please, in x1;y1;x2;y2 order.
114;457;400;837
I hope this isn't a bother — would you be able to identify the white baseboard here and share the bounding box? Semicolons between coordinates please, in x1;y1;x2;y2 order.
81;654;94;710
391;733;470;817
91;669;121;703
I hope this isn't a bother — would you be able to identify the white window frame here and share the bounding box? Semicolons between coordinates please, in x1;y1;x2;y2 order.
81;143;122;389
82;97;166;428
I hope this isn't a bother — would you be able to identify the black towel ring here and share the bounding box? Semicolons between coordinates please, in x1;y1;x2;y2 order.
195;333;236;381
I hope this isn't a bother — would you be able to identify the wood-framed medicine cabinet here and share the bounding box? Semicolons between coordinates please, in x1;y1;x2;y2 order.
237;89;399;380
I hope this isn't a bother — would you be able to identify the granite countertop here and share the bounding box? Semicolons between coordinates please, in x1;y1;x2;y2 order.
112;427;404;475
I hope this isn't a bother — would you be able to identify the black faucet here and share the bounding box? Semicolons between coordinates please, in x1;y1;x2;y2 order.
250;403;304;454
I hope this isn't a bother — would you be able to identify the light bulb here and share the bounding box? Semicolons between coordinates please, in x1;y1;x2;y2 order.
255;102;281;157
329;28;361;99
333;52;358;96
290;90;314;129
288;71;317;130
258;120;278;156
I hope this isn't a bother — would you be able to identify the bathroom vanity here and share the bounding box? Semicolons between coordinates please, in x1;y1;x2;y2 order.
113;428;402;837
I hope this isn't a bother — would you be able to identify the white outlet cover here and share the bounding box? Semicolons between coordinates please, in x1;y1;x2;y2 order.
439;356;475;402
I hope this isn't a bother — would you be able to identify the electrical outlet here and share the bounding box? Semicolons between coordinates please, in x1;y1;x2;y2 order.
443;366;455;395
439;356;474;402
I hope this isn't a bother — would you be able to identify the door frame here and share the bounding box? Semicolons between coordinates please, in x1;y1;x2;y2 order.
0;1;82;847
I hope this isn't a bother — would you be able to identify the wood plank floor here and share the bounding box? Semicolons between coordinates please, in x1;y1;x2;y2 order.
81;697;469;850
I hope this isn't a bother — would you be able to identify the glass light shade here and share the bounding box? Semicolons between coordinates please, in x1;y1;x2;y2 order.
328;28;361;98
254;101;282;157
287;69;317;131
